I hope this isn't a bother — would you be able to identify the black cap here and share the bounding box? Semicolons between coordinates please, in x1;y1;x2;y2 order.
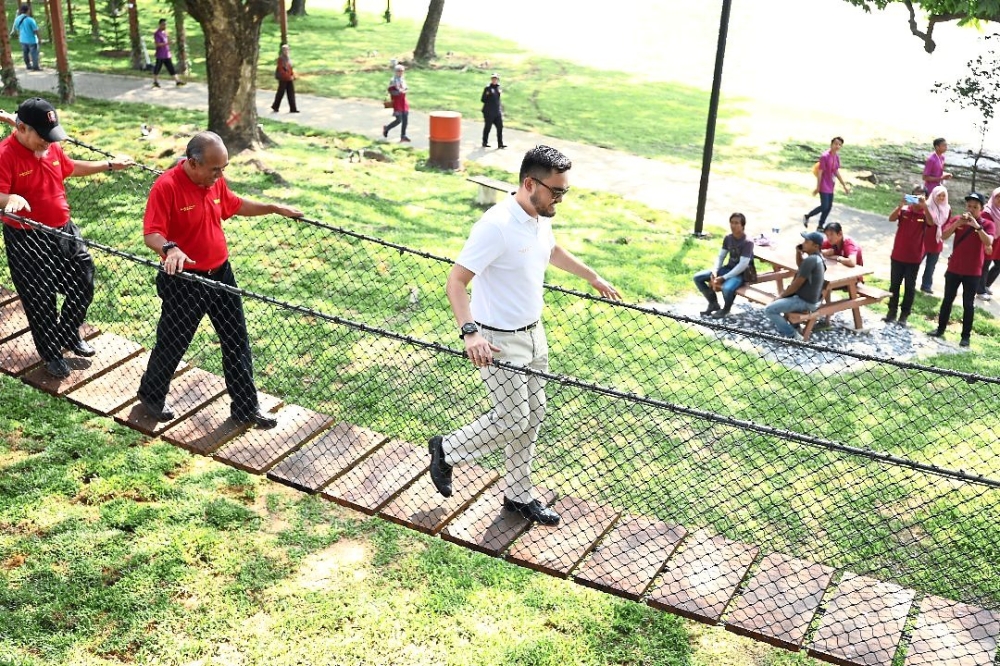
16;97;68;143
965;192;987;205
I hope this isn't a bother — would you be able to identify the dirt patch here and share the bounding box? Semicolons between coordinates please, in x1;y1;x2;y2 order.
291;538;372;591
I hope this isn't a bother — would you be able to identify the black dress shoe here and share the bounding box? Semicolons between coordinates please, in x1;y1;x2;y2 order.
498;144;507;149
427;435;453;497
503;497;560;525
482;143;491;148
45;358;71;379
960;337;971;347
136;393;175;421
67;338;96;357
700;303;720;316
928;330;945;338
233;410;279;429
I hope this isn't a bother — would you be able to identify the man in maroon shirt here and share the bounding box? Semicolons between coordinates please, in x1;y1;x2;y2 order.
0;97;135;378
136;131;302;428
929;192;995;347
884;188;927;326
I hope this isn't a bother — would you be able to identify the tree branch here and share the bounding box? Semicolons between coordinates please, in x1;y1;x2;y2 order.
902;0;965;53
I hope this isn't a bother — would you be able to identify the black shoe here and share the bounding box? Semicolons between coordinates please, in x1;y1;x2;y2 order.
233;410;279;429
136;393;175;421
700;303;720;316
382;125;389;138
498;144;507;149
709;308;731;319
427;435;453;498
920;287;933;295
802;214;809;228
503;497;560;525
482;143;490;148
928;330;945;339
271;107;279;113
882;313;897;324
960;337;971;347
898;315;908;327
45;358;71;379
67;338;96;357
290;109;300;113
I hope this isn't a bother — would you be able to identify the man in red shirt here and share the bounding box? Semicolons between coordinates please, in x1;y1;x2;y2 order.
884;188;928;326
929;192;995;347
0;97;135;378
136;131;302;427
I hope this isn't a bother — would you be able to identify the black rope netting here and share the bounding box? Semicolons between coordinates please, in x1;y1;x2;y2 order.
1;139;997;663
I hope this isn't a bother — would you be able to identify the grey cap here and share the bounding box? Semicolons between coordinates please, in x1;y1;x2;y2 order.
801;231;824;245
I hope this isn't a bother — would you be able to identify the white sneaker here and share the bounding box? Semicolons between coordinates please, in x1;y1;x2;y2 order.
976;293;992;301
791;330;804;342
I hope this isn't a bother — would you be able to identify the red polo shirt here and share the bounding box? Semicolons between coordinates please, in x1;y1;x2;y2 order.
891;206;927;264
0;134;75;230
143;161;243;272
944;215;996;277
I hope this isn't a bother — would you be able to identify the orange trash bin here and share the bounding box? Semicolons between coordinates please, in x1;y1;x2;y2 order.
428;111;462;169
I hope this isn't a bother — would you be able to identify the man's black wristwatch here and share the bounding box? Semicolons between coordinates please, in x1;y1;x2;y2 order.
459;322;479;339
161;241;178;254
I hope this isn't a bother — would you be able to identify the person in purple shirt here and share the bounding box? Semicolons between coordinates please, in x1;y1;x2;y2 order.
923;138;951;196
803;137;850;231
152;19;185;88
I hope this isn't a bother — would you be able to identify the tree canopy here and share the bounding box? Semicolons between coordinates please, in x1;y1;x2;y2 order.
843;0;999;52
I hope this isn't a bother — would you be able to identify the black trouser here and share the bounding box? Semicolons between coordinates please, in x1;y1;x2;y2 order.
977;259;1000;294
482;114;503;146
154;57;176;76
3;222;94;363
886;259;920;318
272;80;297;112
139;262;260;419
937;271;979;339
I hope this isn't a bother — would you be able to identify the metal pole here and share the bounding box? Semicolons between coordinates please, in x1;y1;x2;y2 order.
693;0;733;236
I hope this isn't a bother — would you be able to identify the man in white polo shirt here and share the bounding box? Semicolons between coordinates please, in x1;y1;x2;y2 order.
427;145;620;525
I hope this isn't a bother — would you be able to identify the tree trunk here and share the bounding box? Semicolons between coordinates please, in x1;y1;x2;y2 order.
184;0;272;153
0;0;21;96
48;0;74;103
66;0;74;34
127;0;142;70
173;0;189;74
413;0;444;62
88;0;99;38
277;0;287;44
288;0;306;16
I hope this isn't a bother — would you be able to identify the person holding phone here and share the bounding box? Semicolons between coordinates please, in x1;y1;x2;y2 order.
885;186;928;326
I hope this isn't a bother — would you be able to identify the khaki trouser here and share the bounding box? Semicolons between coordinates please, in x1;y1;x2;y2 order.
443;325;548;503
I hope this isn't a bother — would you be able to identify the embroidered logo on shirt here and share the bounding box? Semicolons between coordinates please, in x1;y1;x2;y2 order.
180;205;196;212
18;169;33;177
52;160;60;166
213;198;220;204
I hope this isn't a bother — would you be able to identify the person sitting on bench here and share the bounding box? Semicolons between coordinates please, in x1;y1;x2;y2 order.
693;212;754;319
763;231;826;341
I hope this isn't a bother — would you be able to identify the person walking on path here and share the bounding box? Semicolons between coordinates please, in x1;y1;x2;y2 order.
693;212;754;319
271;44;299;113
884;186;928;326
921;185;950;294
928;192;995;347
976;186;1000;301
0;97;136;378
481;73;506;149
922;138;951;196
803;137;850;231
12;4;40;71
383;64;410;142
152;19;185;88
136;131;303;427
764;231;827;340
427;145;621;526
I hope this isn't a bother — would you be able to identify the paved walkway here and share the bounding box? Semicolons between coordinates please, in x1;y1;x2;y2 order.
16;68;1000;316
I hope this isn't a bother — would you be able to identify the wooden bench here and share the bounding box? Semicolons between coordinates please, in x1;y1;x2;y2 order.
467;175;515;206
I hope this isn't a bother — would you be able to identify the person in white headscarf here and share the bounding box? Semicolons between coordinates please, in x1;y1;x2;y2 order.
920;185;950;294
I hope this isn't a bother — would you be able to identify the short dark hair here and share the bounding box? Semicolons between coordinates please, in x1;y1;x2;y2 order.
158;18;167;25
18;4;29;14
831;136;844;145
729;212;746;228
519;145;571;183
824;222;843;235
933;137;947;148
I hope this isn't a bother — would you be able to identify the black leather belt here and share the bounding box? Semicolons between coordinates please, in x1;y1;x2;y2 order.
477;320;538;333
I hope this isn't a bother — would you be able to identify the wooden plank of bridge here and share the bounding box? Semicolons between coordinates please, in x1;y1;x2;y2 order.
0;287;16;305
905;595;1000;666
507;496;621;579
573;514;687;600
0;323;98;377
0;300;29;341
66;355;188;416
440;487;557;558
320;440;428;514
161;392;283;456
213;405;334;474
266;422;387;493
808;572;915;666
725;552;835;651
114;367;227;437
379;463;499;535
647;530;759;624
21;333;143;396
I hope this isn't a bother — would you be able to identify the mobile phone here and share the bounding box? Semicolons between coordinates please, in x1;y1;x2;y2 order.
904;194;920;205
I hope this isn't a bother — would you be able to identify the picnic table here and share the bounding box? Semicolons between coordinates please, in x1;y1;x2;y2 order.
737;244;891;341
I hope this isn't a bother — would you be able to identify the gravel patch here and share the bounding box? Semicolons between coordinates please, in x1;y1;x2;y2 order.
647;297;964;375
